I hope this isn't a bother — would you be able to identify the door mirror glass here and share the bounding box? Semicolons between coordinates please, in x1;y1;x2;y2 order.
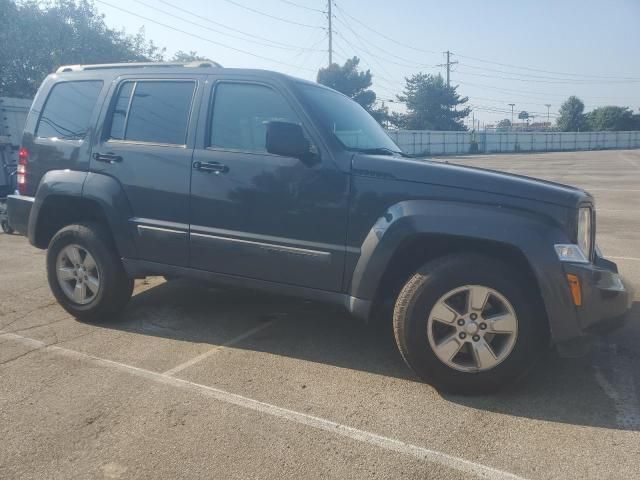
265;121;317;164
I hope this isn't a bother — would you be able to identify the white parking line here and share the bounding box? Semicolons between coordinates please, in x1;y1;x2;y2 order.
163;321;276;376
608;256;640;262
0;331;527;480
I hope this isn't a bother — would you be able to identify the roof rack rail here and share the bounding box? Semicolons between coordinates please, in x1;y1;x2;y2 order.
55;61;222;73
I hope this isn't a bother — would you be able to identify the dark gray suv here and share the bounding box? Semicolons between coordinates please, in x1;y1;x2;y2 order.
7;62;632;393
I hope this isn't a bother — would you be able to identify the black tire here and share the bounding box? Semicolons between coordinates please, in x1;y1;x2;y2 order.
393;254;547;394
46;222;134;322
1;220;13;234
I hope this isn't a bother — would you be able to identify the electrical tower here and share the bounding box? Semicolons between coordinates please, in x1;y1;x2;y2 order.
327;0;332;66
437;51;458;87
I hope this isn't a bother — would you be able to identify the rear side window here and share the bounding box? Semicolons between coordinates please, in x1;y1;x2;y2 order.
109;81;196;145
209;83;300;153
36;81;103;140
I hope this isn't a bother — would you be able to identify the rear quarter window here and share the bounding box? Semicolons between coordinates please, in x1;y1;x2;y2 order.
35;80;103;140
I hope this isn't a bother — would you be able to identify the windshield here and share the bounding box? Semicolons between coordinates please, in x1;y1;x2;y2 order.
297;83;401;153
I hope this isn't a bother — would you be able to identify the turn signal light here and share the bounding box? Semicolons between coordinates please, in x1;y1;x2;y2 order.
566;274;582;306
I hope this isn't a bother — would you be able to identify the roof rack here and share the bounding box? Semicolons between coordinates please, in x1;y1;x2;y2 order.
56;61;222;73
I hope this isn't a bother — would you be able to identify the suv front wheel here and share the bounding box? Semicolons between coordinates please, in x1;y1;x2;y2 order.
393;254;546;394
47;223;134;322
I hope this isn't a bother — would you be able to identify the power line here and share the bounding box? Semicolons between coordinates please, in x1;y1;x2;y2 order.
455;67;640;85
332;2;439;55
94;0;317;71
134;0;321;52
276;0;325;13
456;80;638;102
458;62;640;83
453;53;640;81
332;14;436;69
221;0;324;28
156;0;323;51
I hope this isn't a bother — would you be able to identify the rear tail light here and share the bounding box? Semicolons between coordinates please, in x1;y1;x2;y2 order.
17;147;28;195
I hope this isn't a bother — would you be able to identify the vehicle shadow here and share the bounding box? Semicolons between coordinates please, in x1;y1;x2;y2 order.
97;279;640;432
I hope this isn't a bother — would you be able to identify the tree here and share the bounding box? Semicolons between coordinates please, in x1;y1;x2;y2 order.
584;106;639;131
0;0;164;98
170;50;211;63
317;56;389;124
556;96;586;132
393;73;470;130
496;119;511;130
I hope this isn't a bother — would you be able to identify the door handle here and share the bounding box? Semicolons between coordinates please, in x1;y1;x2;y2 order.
193;161;229;174
93;152;123;164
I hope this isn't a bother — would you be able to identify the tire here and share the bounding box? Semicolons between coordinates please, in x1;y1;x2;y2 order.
1;221;14;234
46;222;134;322
393;254;547;394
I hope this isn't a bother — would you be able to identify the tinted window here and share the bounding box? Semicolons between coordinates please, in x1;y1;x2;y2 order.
298;84;400;151
210;83;299;152
109;81;195;145
36;81;103;140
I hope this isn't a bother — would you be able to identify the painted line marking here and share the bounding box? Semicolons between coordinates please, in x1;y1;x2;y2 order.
0;331;526;480
163;321;276;376
608;256;640;262
583;188;640;192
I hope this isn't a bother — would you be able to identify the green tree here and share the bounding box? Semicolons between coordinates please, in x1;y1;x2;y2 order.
170;50;210;63
394;73;470;130
317;56;389;124
496;119;511;130
584;106;638;131
0;0;164;98
556;96;586;132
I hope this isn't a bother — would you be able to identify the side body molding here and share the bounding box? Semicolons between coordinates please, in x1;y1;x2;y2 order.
349;200;581;341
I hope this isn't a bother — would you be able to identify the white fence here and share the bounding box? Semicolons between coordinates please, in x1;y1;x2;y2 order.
386;130;640;156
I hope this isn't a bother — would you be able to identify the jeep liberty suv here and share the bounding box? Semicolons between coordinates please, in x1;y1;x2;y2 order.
7;62;632;394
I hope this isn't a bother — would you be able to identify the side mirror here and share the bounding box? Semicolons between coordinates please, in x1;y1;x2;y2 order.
265;121;318;165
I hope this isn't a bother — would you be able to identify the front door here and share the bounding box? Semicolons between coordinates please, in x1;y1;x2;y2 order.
189;80;349;291
92;76;202;266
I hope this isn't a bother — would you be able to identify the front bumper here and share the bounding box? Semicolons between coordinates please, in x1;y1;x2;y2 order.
556;255;633;355
6;194;34;236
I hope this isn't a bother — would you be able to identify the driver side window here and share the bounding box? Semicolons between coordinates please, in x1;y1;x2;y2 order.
208;83;300;153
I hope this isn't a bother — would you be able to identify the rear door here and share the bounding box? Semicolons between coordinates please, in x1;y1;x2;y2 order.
188;77;349;291
93;76;203;266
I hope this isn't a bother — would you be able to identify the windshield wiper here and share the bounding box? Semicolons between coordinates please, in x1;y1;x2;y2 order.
356;147;411;158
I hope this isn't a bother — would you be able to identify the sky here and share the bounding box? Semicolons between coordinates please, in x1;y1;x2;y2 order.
94;0;640;126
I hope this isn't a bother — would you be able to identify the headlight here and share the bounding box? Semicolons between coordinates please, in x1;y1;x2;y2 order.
577;207;592;259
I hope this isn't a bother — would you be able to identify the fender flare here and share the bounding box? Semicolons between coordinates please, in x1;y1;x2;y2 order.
349;199;579;341
28;170;137;258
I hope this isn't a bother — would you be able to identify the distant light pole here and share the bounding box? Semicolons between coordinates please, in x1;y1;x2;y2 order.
545;104;551;129
508;103;515;128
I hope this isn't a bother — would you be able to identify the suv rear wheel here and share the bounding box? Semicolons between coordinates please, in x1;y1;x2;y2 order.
393;254;546;394
47;223;133;322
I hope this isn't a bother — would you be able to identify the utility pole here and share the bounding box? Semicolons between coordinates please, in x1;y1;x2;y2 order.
327;0;332;66
508;103;515;126
437;51;458;87
545;104;551;128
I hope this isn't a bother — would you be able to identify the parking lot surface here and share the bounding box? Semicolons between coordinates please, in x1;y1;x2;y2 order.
1;149;639;479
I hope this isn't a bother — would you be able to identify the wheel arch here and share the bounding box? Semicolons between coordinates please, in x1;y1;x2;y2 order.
28;170;137;258
348;199;573;337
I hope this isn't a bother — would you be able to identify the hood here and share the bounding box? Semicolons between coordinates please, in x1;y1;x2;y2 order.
351;154;591;209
